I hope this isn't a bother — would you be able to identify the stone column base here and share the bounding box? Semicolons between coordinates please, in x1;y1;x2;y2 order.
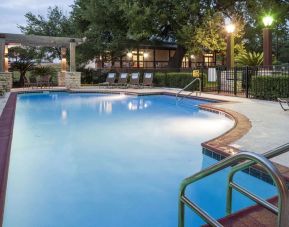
57;72;66;87
65;72;81;89
0;72;13;91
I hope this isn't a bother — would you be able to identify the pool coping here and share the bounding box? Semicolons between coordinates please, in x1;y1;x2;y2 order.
0;89;288;226
0;93;17;226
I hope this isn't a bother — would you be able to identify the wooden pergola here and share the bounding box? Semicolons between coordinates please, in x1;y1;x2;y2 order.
0;33;83;72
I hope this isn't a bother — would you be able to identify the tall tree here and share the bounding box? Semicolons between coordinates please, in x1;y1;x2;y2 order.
18;6;76;61
72;0;215;67
72;0;289;67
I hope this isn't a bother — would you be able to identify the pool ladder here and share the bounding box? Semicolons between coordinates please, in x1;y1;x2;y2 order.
176;78;201;101
178;143;289;227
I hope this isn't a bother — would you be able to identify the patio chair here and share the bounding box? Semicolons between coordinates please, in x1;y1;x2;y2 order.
142;73;153;87
278;98;289;111
129;72;140;87
38;75;52;88
117;73;128;87
24;76;38;88
106;73;116;85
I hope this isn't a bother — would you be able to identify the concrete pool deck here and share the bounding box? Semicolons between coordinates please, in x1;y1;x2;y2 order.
4;87;289;168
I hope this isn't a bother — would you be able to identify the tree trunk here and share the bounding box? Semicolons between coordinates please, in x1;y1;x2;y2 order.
19;72;26;87
168;45;186;70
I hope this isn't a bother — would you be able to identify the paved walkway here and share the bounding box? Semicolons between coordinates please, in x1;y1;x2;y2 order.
8;87;289;167
0;93;10;117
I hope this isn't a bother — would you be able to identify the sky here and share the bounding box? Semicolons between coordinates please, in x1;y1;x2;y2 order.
0;0;74;34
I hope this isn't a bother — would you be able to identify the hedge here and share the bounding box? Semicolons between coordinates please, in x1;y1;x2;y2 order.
250;75;289;100
79;68;106;84
153;72;200;90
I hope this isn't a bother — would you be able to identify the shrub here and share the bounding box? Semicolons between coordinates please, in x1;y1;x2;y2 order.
250;75;289;100
31;66;57;84
236;51;264;66
79;68;107;84
153;72;199;90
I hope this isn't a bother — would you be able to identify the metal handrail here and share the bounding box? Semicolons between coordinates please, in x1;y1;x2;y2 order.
176;78;201;100
226;143;289;215
178;151;289;227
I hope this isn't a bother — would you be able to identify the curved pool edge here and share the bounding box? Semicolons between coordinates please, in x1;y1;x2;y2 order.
199;102;252;157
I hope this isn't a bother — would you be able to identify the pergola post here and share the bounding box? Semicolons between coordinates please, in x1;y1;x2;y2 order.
0;38;5;72
61;47;67;72
4;45;8;72
0;38;12;91
70;39;76;72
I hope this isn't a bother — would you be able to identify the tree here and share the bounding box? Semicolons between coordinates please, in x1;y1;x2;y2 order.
18;6;76;61
72;0;215;68
8;47;42;87
71;0;289;68
72;0;131;64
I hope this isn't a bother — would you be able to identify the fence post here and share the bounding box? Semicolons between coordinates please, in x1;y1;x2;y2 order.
200;66;204;92
217;67;221;94
234;67;237;95
245;66;249;98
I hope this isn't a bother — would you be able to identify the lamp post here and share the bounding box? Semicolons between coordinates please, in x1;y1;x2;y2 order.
226;24;235;69
262;16;273;67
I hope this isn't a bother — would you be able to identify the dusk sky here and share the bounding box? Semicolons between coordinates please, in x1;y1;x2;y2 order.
0;0;74;34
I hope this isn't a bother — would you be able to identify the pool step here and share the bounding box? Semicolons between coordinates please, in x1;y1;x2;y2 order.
202;197;278;227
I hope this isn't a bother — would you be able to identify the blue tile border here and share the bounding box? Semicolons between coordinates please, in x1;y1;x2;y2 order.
202;147;275;185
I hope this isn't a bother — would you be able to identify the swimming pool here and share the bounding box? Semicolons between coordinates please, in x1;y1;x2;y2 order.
3;92;276;227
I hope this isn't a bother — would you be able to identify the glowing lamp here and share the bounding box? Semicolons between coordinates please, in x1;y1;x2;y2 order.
263;16;273;27
226;24;235;34
127;52;133;58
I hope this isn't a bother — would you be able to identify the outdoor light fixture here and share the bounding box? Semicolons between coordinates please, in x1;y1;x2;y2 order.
226;24;235;34
127;52;133;58
263;16;273;67
143;52;149;59
263;16;273;27
190;54;195;59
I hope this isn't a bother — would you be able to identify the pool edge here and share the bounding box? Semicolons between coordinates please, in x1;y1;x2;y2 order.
0;93;17;227
1;89;289;227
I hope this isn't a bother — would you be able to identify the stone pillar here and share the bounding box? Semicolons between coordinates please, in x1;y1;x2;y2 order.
65;72;81;89
0;72;13;91
70;40;76;72
57;72;66;87
61;47;67;72
0;39;5;72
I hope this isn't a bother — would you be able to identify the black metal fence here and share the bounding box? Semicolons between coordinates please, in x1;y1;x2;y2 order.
80;65;289;101
199;65;289;100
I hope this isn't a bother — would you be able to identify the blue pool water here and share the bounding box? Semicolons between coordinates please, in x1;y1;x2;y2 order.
4;92;276;227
